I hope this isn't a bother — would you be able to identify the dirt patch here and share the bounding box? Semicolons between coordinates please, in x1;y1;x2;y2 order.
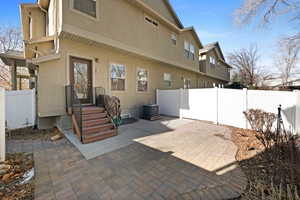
7;127;62;141
230;127;264;160
230;127;300;199
0;153;34;200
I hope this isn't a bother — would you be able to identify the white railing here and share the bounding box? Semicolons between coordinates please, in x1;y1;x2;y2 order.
157;88;300;134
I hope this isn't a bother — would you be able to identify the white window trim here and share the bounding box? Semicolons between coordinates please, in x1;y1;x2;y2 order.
163;73;172;88
110;63;127;92
136;67;149;93
171;33;177;45
70;0;100;21
184;41;196;60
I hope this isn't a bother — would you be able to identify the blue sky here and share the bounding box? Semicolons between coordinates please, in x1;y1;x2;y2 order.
169;0;297;67
0;0;297;67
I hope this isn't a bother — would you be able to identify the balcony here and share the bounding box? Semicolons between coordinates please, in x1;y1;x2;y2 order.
200;61;230;81
199;61;207;73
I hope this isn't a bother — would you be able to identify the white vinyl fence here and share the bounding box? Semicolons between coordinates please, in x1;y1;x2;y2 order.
157;88;300;134
5;89;36;129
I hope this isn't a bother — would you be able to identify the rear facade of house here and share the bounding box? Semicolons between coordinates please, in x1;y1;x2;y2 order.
20;0;231;129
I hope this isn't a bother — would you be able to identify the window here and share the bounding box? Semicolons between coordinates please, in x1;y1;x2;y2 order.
137;68;148;92
73;0;97;18
210;57;216;65
145;16;159;27
190;44;195;60
184;79;191;89
29;17;33;39
171;33;177;45
184;41;190;59
111;64;125;91
164;73;172;87
184;41;196;60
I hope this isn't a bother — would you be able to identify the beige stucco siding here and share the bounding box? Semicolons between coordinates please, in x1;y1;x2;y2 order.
140;0;179;26
38;38;202;117
21;6;46;41
61;0;200;72
38;57;66;117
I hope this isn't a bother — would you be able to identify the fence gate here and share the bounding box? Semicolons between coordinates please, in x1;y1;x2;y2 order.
5;89;36;130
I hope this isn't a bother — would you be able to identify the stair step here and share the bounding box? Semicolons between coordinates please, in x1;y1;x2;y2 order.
82;106;105;114
82;118;111;127
83;123;114;134
82;112;107;121
82;129;117;144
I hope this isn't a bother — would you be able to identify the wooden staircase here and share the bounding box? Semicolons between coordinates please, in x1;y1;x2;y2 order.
73;106;117;144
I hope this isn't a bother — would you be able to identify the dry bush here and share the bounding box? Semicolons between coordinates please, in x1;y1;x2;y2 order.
241;109;300;200
243;109;276;149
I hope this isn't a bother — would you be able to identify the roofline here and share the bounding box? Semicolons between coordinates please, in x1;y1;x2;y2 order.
181;27;203;48
162;0;184;29
20;3;39;8
130;0;203;48
200;42;226;61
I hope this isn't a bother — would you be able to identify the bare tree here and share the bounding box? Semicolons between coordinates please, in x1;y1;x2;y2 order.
235;0;300;43
228;45;272;86
274;39;300;85
235;0;300;25
0;26;22;53
0;26;23;89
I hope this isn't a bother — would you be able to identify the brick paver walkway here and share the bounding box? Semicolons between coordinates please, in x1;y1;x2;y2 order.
7;121;247;200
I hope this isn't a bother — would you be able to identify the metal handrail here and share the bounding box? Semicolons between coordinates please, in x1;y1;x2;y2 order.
97;94;121;128
94;87;106;106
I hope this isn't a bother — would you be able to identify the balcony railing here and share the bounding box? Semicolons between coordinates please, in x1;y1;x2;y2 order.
199;61;207;73
201;63;230;81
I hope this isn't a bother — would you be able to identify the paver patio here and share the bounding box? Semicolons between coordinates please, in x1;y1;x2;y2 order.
7;118;247;200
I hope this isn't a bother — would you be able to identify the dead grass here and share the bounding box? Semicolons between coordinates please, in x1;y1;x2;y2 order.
0;153;34;200
7;127;61;141
230;127;300;200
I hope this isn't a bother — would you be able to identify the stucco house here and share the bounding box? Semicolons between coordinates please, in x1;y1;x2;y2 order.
18;0;231;143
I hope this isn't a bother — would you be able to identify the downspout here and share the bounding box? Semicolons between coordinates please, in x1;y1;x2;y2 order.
38;4;48;37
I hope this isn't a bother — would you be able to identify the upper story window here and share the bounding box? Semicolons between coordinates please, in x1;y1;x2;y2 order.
171;33;177;45
184;41;190;59
184;41;196;60
209;57;216;65
29;17;33;39
164;73;172;87
190;44;195;60
73;0;97;18
111;64;125;91
145;16;159;28
137;68;148;92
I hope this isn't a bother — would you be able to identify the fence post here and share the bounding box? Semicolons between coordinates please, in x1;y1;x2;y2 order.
179;89;183;119
215;87;219;124
243;88;248;129
0;88;5;162
294;90;300;135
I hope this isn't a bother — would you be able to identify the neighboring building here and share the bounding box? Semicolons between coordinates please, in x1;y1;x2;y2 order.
0;50;33;91
199;42;232;88
263;77;300;90
19;0;231;128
